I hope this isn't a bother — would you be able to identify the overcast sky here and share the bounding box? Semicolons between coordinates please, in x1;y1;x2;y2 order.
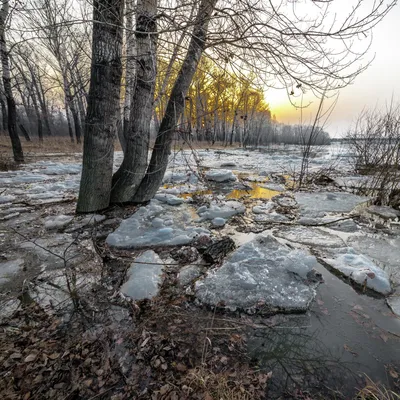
266;2;400;138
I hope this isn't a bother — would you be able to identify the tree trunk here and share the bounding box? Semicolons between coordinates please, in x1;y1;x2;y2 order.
65;101;74;143
121;0;136;153
0;1;23;162
28;81;44;142
19;124;31;141
0;94;7;132
69;98;82;143
28;66;52;136
132;0;217;203
76;0;123;213
110;0;157;203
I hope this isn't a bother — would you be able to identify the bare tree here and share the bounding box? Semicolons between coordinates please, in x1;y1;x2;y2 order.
76;0;124;212
110;0;158;202
0;0;23;162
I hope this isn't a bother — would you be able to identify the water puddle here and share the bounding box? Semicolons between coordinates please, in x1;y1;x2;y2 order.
226;183;281;200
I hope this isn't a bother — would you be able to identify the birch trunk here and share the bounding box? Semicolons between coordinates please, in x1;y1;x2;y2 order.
77;0;123;212
132;0;217;202
110;0;157;203
121;0;136;152
0;0;23;162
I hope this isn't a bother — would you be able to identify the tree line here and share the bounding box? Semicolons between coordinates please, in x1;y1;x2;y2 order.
0;0;395;211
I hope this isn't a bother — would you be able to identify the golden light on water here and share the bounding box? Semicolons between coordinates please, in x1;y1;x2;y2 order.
227;183;281;200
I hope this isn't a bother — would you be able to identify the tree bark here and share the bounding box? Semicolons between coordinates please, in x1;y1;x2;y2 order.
0;94;7;132
19;124;31;141
76;0;123;213
121;0;136;153
65;100;74;143
0;0;23;162
110;0;157;203
132;0;217;203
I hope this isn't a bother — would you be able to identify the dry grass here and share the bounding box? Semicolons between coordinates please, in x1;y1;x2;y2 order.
0;136;236;160
180;367;257;400
356;377;400;400
0;136;83;155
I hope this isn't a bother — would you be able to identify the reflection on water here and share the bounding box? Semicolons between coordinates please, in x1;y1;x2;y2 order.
176;183;281;200
227;183;281;200
246;262;400;398
248;315;357;398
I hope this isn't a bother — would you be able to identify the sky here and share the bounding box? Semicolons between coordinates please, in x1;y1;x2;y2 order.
266;2;400;138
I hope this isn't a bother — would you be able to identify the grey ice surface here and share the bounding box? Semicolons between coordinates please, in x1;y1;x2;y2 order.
211;217;226;227
205;169;236;182
387;296;400;317
197;200;245;221
106;200;209;249
154;193;185;205
121;251;164;300
44;215;73;230
0;259;24;285
254;212;289;223
275;226;345;248
195;234;319;313
348;236;400;283
365;205;400;221
321;247;392;295
295;192;370;218
178;265;202;286
0;195;15;204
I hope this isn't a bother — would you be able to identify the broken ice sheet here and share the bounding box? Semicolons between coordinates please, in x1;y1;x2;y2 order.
121;250;164;300
106;200;209;249
320;247;392;295
205;169;237;182
0;259;24;285
195;234;320;314
295;192;370;218
197;200;245;221
274;226;345;248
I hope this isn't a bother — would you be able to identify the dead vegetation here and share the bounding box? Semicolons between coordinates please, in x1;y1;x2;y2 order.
346;104;400;208
356;375;400;400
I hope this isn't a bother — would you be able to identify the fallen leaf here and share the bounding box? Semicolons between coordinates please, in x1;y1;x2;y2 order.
159;385;170;395
48;353;60;360
175;363;187;372
380;333;389;343
10;353;22;360
24;354;37;363
343;344;358;356
23;392;31;400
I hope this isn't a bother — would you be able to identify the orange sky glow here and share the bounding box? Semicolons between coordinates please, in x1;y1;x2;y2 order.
266;3;400;138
